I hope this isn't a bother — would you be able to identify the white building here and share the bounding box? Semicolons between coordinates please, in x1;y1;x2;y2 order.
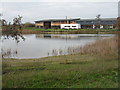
60;24;81;29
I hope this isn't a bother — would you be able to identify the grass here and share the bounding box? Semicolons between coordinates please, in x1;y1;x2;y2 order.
2;54;118;88
2;36;119;88
23;27;118;31
22;27;118;34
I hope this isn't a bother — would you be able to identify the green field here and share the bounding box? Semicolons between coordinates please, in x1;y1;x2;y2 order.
23;27;118;31
3;54;118;88
21;27;118;34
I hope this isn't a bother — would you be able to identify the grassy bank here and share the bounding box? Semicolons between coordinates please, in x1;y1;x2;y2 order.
22;27;118;34
2;36;119;88
23;27;118;31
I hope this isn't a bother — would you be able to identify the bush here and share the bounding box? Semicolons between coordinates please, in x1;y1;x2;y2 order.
23;22;35;27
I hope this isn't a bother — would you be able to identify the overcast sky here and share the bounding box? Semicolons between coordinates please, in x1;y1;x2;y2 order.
0;0;119;23
1;0;120;2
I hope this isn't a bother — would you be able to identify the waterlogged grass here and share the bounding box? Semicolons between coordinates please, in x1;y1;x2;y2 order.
2;54;118;88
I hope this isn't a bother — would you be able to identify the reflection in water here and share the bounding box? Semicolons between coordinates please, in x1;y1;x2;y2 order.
36;34;115;39
1;49;18;58
1;34;115;59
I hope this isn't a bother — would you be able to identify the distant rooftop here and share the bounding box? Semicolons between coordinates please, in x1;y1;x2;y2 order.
76;18;117;25
35;18;80;22
35;18;117;23
76;18;117;21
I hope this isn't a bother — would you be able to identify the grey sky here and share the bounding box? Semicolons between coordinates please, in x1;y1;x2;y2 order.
1;2;119;23
118;1;120;17
1;0;120;2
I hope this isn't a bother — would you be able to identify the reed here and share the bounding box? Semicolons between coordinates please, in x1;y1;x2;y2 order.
50;36;118;59
79;36;118;57
65;36;118;59
52;49;58;56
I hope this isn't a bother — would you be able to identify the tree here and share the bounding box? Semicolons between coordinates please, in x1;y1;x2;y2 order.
23;22;35;27
117;17;120;30
1;15;25;43
1;15;25;58
95;14;101;29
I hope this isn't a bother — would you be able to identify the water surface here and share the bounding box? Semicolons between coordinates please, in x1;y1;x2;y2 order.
1;34;115;59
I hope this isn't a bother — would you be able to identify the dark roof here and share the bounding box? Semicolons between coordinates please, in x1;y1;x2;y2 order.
76;18;117;25
35;18;80;22
76;18;117;21
35;18;117;25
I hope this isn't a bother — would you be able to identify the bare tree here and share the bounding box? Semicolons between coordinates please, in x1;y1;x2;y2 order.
1;15;25;43
1;15;25;58
95;14;101;29
117;17;120;30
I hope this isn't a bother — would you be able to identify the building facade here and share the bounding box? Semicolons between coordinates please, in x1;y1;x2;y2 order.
35;18;80;29
35;18;117;29
76;18;117;29
60;24;81;29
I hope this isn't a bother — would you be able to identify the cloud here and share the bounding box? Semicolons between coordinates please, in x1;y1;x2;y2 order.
1;0;120;2
0;9;3;12
1;2;118;23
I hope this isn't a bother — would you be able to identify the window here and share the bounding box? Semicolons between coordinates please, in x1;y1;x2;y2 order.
72;26;76;27
65;26;70;27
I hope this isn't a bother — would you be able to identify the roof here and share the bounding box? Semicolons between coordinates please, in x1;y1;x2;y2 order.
35;18;80;22
76;18;117;25
76;18;117;21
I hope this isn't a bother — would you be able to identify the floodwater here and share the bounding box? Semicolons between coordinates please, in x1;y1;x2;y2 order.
1;34;115;59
